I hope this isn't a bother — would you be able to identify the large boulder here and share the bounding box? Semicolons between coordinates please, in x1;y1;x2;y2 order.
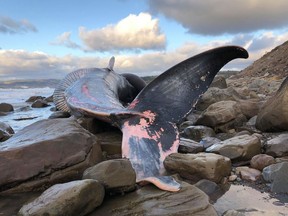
18;179;104;216
0;118;103;193
0;122;14;142
256;77;288;131
206;135;261;161
195;87;243;111
91;181;217;216
164;153;231;183
0;103;14;112
265;133;288;157
196;101;245;131
262;162;288;193
31;99;50;108
83;159;136;193
210;75;227;89
236;99;262;119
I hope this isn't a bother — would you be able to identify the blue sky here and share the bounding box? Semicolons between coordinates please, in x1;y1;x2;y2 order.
0;0;287;80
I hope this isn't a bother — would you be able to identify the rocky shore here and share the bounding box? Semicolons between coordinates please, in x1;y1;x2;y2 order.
1;41;288;216
0;71;288;215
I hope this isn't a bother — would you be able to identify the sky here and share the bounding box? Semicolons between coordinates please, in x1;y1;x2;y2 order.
0;0;288;80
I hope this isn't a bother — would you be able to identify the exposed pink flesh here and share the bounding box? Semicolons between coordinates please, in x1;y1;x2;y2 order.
141;177;180;192
81;84;100;104
121;109;180;191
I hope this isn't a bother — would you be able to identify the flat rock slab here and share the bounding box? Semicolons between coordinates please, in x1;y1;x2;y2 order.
18;179;104;216
0;118;102;193
90;181;217;216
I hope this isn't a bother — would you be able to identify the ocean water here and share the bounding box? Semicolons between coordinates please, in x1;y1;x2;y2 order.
0;87;55;132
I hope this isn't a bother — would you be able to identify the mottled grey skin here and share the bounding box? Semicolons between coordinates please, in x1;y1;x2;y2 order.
54;47;249;192
53;58;146;114
122;73;147;93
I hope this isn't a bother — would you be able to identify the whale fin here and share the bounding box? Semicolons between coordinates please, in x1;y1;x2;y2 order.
108;56;115;71
121;46;249;191
53;68;92;113
128;46;249;122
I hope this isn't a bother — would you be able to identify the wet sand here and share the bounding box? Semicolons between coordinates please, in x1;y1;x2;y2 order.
214;184;288;215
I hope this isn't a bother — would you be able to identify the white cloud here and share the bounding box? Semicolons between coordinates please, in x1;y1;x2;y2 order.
50;32;81;49
148;0;288;35
78;12;166;52
0;31;286;80
0;16;37;34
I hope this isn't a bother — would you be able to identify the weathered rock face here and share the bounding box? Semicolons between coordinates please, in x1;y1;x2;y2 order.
0;118;103;193
250;154;276;171
240;40;288;79
164;153;231;183
196;100;243;129
206;135;261;161
178;138;204;153
0;103;14;112
265;133;288;157
18;179;105;216
0;122;14;142
262;162;288;193
91;181;217;216
182;125;215;141
236;99;262;119
256;77;288;132
195;87;243;111
83;159;136;193
210;75;227;89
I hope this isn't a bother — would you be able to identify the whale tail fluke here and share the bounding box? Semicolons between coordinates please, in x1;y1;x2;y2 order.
54;46;249;192
120;46;248;191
